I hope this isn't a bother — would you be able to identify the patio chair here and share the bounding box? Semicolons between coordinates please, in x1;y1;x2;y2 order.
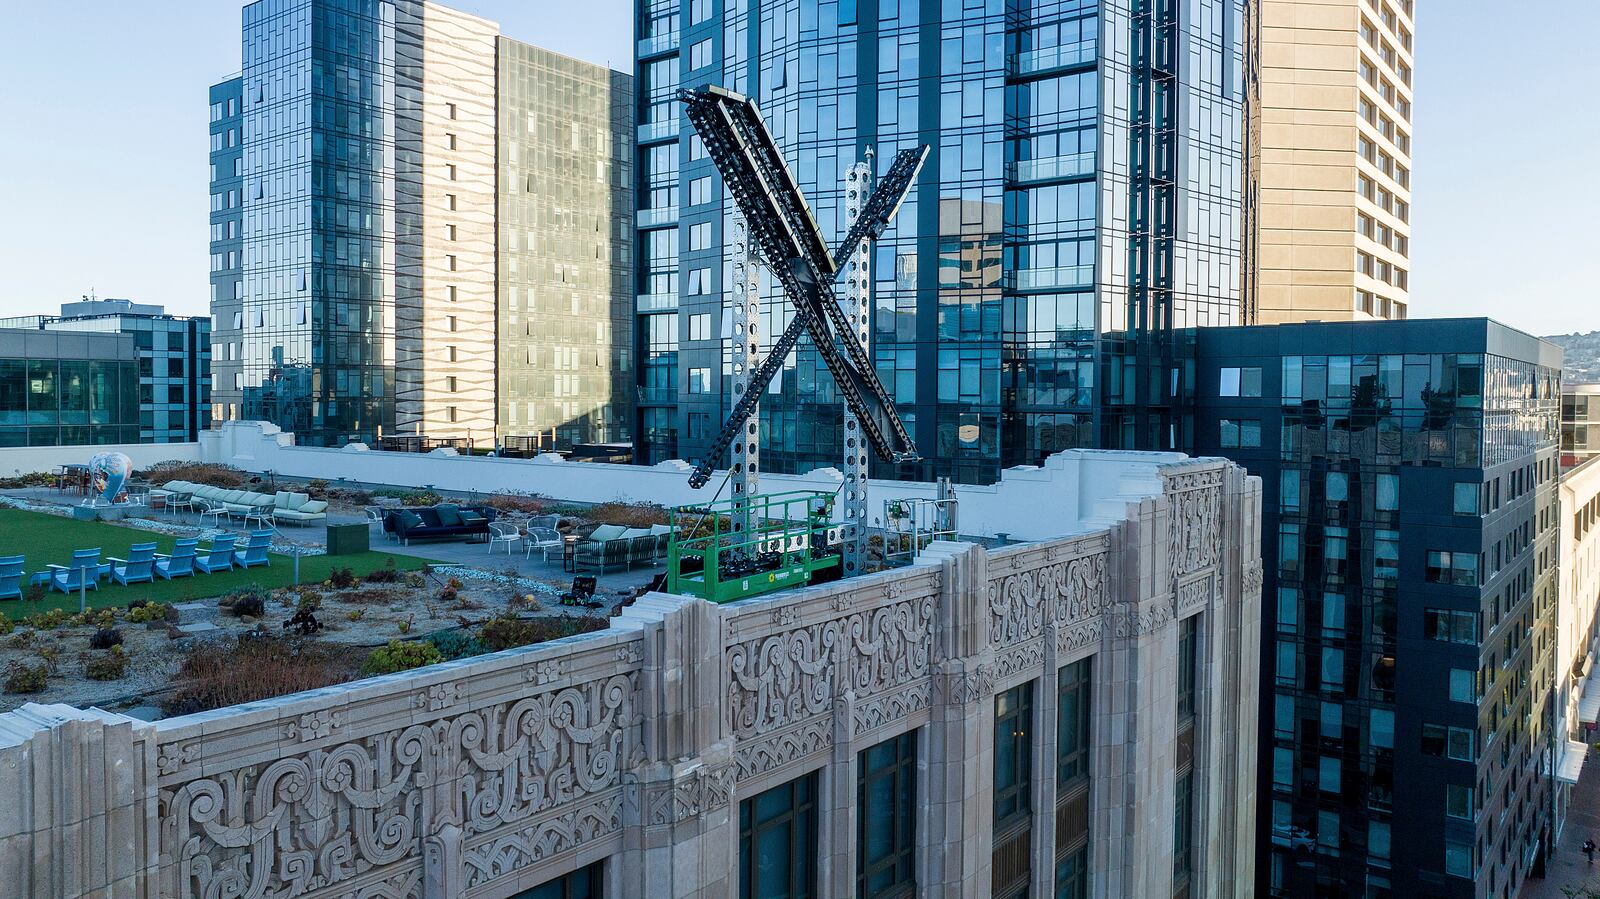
233;531;273;569
48;549;104;594
195;498;228;528
154;539;198;580
364;506;389;536
0;555;24;600
524;526;564;561
107;543;157;586
194;534;239;574
487;520;523;555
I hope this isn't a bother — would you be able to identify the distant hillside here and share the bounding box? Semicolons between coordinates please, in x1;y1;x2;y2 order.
1545;331;1600;385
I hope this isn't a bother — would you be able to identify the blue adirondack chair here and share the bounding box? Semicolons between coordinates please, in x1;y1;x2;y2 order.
233;530;272;569
49;549;104;594
107;543;157;586
0;555;23;600
193;534;238;574
154;539;198;580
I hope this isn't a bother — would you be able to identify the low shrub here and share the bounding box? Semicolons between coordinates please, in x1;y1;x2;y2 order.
283;608;322;636
164;637;353;716
25;609;71;631
327;567;359;590
346;608;366;622
0;611;12;636
0;470;57;489
22;583;46;603
362;558;402;584
89;628;124;650
403;571;427;589
84;646;128;681
485;493;545;514
586;501;670;529
478;614;608;653
144;461;247;489
126;602;169;624
8;629;34;648
4;662;48;694
361;639;444;675
427;629;489;661
305;479;331;498
220;584;270;618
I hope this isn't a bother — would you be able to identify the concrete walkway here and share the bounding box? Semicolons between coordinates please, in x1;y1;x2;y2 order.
1523;745;1600;898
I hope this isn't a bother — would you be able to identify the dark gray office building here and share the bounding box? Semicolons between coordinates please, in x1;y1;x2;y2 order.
0;300;211;446
633;0;1247;482
1192;319;1562;899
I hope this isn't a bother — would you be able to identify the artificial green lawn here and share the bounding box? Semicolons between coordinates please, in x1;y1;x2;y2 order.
0;508;433;618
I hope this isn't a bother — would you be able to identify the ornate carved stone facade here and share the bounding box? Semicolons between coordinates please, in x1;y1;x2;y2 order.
1;455;1259;899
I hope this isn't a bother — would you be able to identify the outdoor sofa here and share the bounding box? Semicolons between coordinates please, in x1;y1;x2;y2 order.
383;504;496;545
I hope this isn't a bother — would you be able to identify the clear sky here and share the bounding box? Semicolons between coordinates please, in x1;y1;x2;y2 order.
0;1;1595;336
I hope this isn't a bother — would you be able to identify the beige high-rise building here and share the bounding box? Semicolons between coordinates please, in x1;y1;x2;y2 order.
1252;0;1415;323
209;0;633;450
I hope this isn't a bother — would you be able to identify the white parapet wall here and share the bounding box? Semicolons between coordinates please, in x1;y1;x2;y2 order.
191;421;1208;542
0;455;1263;899
0;441;201;477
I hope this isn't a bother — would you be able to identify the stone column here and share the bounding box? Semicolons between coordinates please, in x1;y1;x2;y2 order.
0;703;159;899
1097;499;1178;898
920;541;994;898
618;593;737;899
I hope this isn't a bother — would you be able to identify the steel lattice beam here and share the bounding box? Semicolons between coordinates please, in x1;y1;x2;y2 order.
679;86;927;490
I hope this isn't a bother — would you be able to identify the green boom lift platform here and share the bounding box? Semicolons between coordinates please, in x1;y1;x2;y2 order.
666;490;842;604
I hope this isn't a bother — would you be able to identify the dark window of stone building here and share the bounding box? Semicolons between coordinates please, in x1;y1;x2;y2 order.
739;771;818;899
857;731;917;898
512;860;602;898
993;682;1034;899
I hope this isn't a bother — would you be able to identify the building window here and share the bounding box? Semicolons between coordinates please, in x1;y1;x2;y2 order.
1219;419;1261;448
688;313;711;341
1444;837;1472;878
1448;669;1476;704
1421;723;1476;761
993;683;1033;899
445;102;457;120
1219;366;1261;397
739;773;818;899
857;732;916;898
1177;617;1198;720
511;861;602;898
688;367;711;394
445;132;457;150
1425;550;1480;586
690;38;713;70
1056;658;1091;898
687;267;711;295
1452;483;1479;515
1424;608;1478;643
689;176;712;205
689;221;712;251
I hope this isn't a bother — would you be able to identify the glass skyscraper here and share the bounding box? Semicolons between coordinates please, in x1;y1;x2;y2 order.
1194;319;1562;898
634;0;1244;483
210;0;634;450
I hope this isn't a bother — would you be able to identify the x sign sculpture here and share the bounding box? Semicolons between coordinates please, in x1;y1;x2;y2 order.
679;85;928;489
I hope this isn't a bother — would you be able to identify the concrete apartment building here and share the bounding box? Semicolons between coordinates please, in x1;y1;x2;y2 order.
208;0;632;450
0;444;1261;899
1253;0;1415;323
